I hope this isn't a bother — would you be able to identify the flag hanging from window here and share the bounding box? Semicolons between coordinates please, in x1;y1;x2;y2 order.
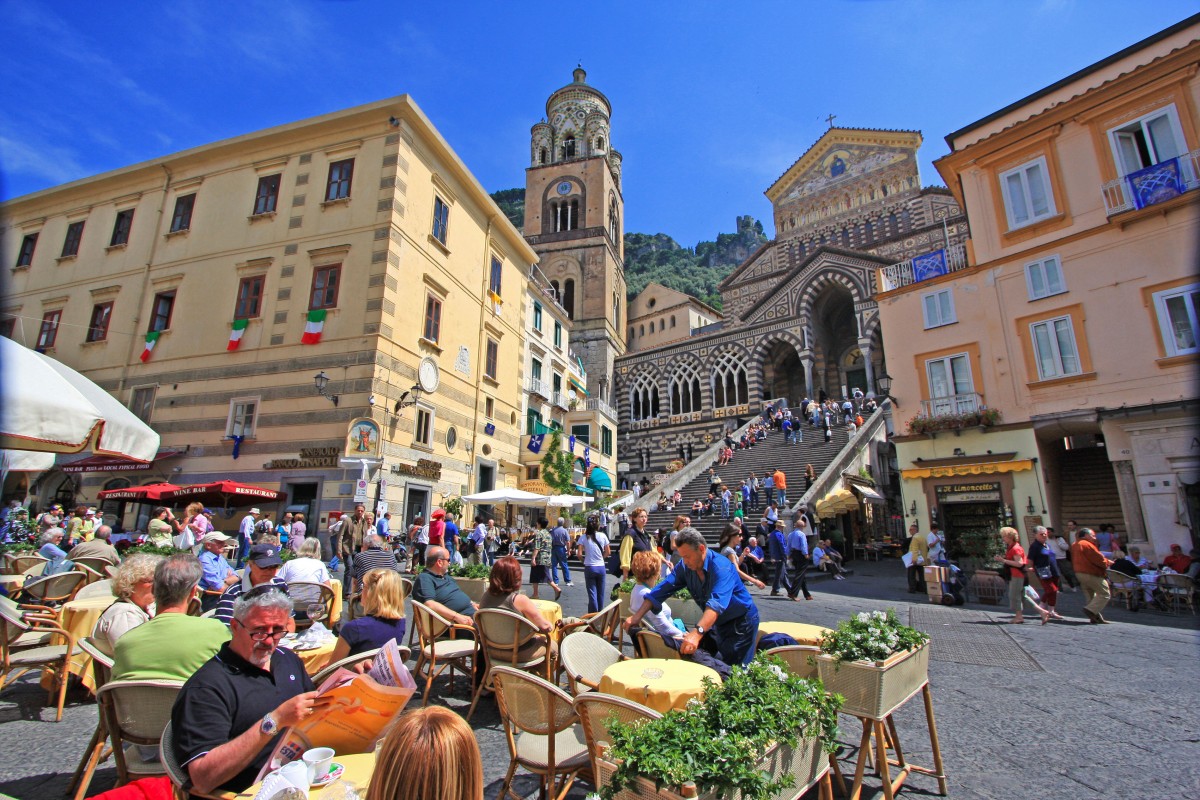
527;433;545;454
568;434;576;453
301;309;327;344
227;318;249;351
584;446;591;470
140;331;160;362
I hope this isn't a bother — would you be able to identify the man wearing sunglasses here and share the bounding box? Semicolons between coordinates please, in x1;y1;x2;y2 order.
171;588;327;796
214;544;292;627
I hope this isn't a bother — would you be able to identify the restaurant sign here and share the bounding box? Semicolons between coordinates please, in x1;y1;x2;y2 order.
935;482;1001;503
265;447;340;470
390;458;442;481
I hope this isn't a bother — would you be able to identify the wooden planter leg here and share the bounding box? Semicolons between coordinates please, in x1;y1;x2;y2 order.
847;718;873;800
921;684;949;795
873;720;895;800
885;714;908;770
829;751;848;797
818;771;834;800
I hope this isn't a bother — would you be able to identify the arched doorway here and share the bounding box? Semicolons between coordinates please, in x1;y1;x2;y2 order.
761;340;805;403
809;285;858;401
36;471;77;513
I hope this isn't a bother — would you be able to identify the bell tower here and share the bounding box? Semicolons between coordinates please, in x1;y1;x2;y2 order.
523;66;626;402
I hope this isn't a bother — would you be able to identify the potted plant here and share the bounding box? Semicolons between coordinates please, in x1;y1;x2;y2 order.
814;609;931;720
449;561;491;602
599;655;842;800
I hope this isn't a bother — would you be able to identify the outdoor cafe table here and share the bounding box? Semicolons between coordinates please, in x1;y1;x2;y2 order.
281;638;339;676
598;658;720;714
530;598;562;626
43;595;115;692
236;751;376;797
757;621;833;646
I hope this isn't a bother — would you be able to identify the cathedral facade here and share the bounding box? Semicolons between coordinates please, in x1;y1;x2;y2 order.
613;128;969;485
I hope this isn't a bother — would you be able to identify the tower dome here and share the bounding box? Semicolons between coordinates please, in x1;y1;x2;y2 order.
533;67;613;165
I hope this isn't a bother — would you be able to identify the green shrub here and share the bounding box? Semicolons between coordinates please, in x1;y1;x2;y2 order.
449;562;491;580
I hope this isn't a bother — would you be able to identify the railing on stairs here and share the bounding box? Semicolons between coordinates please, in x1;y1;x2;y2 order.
796;399;892;514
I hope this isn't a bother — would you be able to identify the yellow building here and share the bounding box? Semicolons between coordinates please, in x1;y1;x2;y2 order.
875;18;1200;560
625;282;723;352
1;96;536;532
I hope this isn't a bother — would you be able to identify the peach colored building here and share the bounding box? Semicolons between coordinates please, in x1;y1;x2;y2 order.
625;282;722;352
876;18;1200;562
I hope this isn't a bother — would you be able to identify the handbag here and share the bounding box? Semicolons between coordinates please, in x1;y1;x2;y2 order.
1037;565;1053;579
606;536;625;577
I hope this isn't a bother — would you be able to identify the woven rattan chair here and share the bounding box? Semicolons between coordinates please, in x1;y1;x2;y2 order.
1107;570;1140;610
160;720;238;800
72;557;117;575
285;581;336;630
559;599;622;644
560;631;625;694
467;608;555;720
75;563;107;586
492;665;590;800
75;579;115;600
104;564;120;580
19;570;86;608
1158;573;1196;614
411;600;476;706
634;630;683;661
764;644;821;679
99;679;183;784
69;637;116;800
573;692;662;793
0;600;75;721
10;554;48;573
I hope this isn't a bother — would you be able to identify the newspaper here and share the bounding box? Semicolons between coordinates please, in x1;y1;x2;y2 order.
255;639;416;783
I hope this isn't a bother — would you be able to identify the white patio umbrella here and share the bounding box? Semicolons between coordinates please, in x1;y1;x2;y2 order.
1;449;55;472
461;488;551;503
544;494;593;508
0;337;160;461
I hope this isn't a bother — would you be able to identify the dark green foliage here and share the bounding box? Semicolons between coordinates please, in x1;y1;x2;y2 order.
489;188;525;231
540;430;575;495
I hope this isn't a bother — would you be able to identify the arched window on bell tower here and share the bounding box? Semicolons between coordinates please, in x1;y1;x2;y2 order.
563;135;576;159
539;147;548;165
609;196;620;242
563;279;575;319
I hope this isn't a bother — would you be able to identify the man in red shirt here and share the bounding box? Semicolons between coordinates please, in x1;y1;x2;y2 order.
1070;527;1112;624
1162;543;1191;574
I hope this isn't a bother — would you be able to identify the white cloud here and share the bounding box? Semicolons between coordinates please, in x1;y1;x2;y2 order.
0;135;86;190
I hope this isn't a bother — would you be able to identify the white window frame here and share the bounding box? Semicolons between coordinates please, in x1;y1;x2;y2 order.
226;396;259;438
1152;282;1200;357
924;354;974;415
921;288;956;329
1107;104;1187;177
414;403;435;448
1025;255;1067;301
1030;316;1082;380
999;156;1056;230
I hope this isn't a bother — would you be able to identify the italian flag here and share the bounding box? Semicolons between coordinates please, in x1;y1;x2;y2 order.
227;318;249;351
301;309;327;344
140;331;160;362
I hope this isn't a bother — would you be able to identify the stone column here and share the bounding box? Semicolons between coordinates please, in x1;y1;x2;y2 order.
1112;460;1148;543
799;351;815;398
858;338;876;393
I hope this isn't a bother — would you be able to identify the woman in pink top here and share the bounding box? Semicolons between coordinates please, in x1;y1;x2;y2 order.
1000;527;1048;625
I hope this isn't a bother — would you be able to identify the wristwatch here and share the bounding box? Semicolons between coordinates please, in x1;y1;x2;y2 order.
695;625;706;636
259;713;279;736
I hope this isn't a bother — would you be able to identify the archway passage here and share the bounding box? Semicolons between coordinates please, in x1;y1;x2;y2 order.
762;340;805;403
810;285;858;400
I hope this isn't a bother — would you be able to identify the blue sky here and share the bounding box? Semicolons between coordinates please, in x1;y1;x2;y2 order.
1;1;1196;248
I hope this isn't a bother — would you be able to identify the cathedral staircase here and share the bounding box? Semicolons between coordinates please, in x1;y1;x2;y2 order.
1055;446;1125;540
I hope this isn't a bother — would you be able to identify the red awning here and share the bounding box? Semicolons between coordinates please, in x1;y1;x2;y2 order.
59;449;184;473
163;480;285;507
97;482;182;502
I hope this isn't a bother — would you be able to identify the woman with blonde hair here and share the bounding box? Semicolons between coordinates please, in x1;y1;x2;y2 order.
368;706;482;800
178;502;210;549
91;553;165;656
1000;526;1049;625
330;568;406;659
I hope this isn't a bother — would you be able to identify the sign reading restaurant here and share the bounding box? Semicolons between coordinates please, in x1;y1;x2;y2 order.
265;447;340;470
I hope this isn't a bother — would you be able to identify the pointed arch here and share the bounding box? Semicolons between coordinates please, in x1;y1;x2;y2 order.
669;357;703;414
709;347;750;408
628;371;661;421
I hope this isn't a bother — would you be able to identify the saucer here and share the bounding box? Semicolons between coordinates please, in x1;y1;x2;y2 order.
311;762;344;787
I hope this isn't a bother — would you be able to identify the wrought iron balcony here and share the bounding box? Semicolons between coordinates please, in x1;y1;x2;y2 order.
878;242;969;292
552;391;569;410
527;378;550;399
580;397;617;419
1102;149;1200;216
919;392;983;418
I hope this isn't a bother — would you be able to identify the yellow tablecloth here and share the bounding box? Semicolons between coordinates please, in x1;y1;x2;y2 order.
756;621;833;646
598;658;719;714
288;640;339;676
328;579;343;625
47;595;116;692
0;573;26;593
530;598;562;626
236;751;377;797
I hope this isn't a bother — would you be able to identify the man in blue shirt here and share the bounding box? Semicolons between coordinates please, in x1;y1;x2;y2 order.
198;532;238;611
550;517;573;585
766;520;791;596
624;528;760;666
786;518;814;601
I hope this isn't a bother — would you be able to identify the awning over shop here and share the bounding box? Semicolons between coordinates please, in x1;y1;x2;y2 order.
568;375;589;395
60;449;184;473
586;467;612;492
815;488;858;517
852;485;886;504
901;458;1034;480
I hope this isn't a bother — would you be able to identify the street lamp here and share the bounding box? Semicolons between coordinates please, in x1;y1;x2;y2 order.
876;372;898;407
313;371;338;406
391;384;423;415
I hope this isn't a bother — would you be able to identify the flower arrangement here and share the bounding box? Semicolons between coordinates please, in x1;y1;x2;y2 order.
611;578;691;602
818;609;929;665
905;406;1002;435
601;655;841;800
449;561;492;580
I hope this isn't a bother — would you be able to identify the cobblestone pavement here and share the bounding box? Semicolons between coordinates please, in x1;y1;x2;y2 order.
1;559;1196;799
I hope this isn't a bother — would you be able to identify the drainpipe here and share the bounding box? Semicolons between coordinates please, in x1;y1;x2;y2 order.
117;164;172;395
466;217;495;512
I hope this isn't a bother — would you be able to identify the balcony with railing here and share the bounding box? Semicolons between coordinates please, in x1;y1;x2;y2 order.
906;393;1003;436
527;378;550;399
920;392;982;418
552;391;569;410
580;396;617;420
1102;149;1200;216
878;242;969;292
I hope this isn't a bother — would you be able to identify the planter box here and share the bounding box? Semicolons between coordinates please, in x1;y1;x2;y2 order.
456;577;488;603
815;643;929;720
596;736;826;800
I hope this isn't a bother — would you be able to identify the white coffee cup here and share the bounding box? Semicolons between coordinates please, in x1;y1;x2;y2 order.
302;747;335;783
278;760;311;791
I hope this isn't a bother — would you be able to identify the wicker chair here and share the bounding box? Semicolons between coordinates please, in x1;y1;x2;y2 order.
0;600;75;721
104;564;120;580
411;600;476;706
285;581;336;630
560;631;625;694
75;579;115;600
1107;570;1141;610
635;630;682;661
467;608;555;720
1158;573;1196;615
559;599;622;644
10;554;48;573
69;637;116;800
75;563;107;586
764;644;821;679
160;720;238;800
72;557;117;575
491;665;590;800
19;570;87;608
98;679;183;784
573;692;662;794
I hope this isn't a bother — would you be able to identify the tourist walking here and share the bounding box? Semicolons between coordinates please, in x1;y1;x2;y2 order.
1070;527;1113;623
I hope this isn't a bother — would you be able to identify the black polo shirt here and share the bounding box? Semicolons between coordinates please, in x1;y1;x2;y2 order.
171;642;314;793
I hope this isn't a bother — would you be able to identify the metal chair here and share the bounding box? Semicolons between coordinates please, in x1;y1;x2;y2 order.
467;608;554;720
560;631;625;694
635;630;683;661
160;720;238;800
492;665;590;800
75;579;115;600
19;570;87;608
285;581;336;630
411;600;476;706
573;692;662;794
99;679;183;785
763;644;821;678
0;600;75;721
69;637;116;800
1107;570;1140;610
559;599;622;644
1158;573;1196;614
